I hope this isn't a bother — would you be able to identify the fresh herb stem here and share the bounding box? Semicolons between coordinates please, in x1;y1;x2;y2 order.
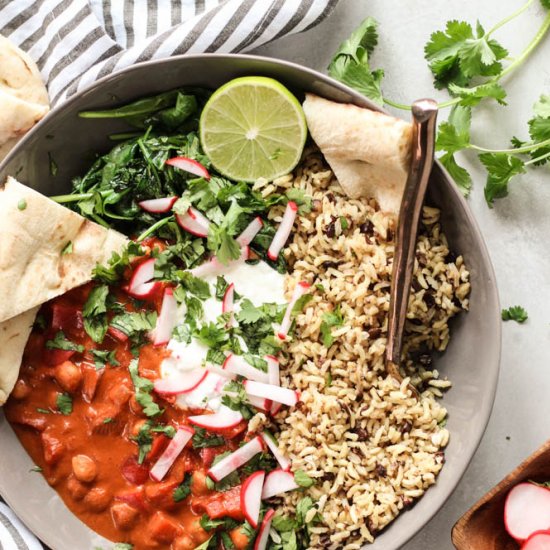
485;0;535;39
469;136;550;155
136;216;173;242
382;97;411;111
525;149;550;166
50;192;97;203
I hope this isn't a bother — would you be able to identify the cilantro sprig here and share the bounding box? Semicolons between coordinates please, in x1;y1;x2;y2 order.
328;1;550;204
501;305;528;323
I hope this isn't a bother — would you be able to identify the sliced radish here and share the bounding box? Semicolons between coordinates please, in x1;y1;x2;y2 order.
245;381;299;407
261;432;290;471
223;354;269;384
241;471;265;528
149;426;194;482
270;403;283;416
153;370;208;396
267;201;298;261
237;216;263;246
153;288;178;346
128;280;162;299
277;281;311;340
222;283;235;327
176;207;211;238
247;394;272;412
504;482;550;542
266;355;279;386
261;469;299;500
207;436;264;482
523;530;550;549
254;508;275;550
190;246;249;278
138;196;178;213
188;405;243;433
166;156;210;180
128;258;155;293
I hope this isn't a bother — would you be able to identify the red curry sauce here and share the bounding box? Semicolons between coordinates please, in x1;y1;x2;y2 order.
5;277;252;550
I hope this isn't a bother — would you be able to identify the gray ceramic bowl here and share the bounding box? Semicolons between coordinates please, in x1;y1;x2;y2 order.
0;54;501;550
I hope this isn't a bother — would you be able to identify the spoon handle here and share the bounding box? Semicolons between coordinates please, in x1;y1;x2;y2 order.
386;99;438;381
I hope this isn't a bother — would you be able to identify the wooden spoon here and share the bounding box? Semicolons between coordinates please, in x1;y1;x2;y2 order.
452;439;550;549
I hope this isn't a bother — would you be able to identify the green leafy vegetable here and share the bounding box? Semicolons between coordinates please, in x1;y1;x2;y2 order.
479;153;526;206
294;470;315;488
46;331;84;353
110;311;157;339
56;393;73;415
128;359;162;417
173;473;192;502
61;241;73;255
91;349;119;370
320;307;344;348
82;284;110;343
192;427;225;449
199;515;239;532
501;305;528;323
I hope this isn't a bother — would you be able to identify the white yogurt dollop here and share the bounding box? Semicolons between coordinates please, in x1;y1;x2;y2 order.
161;260;286;411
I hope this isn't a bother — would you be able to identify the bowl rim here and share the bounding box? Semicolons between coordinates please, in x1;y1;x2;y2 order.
0;52;501;550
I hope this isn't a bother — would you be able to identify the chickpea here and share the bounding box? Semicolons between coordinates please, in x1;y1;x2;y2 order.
72;454;98;483
110;502;139;531
11;379;31;400
191;470;209;496
54;361;82;393
66;476;88;501
171;535;196;550
107;382;132;405
83;486;111;513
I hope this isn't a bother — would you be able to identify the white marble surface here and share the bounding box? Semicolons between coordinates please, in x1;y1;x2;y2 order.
254;1;550;548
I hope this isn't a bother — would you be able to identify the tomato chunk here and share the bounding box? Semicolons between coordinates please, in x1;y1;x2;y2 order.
111;502;140;531
115;488;149;513
147;511;182;544
194;485;244;521
41;430;65;465
51;304;84;338
43;348;76;367
144;480;179;509
81;363;103;403
121;456;149;485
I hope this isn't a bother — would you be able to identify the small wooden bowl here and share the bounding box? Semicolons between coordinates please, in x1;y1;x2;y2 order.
452;439;550;549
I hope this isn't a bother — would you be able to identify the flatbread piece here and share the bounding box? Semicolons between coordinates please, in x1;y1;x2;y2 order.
0;176;128;323
302;94;412;214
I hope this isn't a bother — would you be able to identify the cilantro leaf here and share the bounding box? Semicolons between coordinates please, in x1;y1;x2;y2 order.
479;152;526;206
128;359;162;417
46;331;84;353
199;515;239;532
320;307;344;348
91;349;119;370
56;393;73;415
93;242;143;284
448;82;507;107
328;17;384;105
83;285;110;343
132;421;154;463
113;544;133;550
192;427;225;449
294;470;315;488
236;299;263;324
110;311;157;338
173;473;192;502
436;105;472;154
221;380;255;420
215;276;230;300
527;94;550;165
439;152;472;195
501;305;528;323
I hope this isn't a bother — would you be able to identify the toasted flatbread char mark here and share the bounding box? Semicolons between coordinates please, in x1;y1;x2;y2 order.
0;36;50;160
302;94;413;214
0;177;128;324
0;308;38;406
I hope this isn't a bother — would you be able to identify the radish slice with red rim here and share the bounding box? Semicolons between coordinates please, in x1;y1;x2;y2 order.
207;435;264;482
149;425;194;482
241;470;265;528
504;482;550;542
247;394;272;412
237;216;263;246
153;369;208;395
267;201;298;261
245;380;299;407
277;281;311;340
129;258;155;293
138;196;178;213
153;288;178;346
261;431;290;471
166;156;210;180
176;207;210;237
190;246;249;278
128;281;162;299
266;355;279;386
254;509;275;550
223;354;269;384
523;530;550;549
222;283;235;326
188;405;243;433
261;469;298;500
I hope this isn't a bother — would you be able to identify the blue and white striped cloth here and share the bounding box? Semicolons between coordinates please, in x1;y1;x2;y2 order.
0;0;339;547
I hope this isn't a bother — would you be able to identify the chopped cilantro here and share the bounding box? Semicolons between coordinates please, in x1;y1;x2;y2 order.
56;393;73;415
93;242;143;284
326;372;333;387
501;305;528;323
36;408;51;414
103;417;114;424
91;349;119;370
215;276;229;300
294;470;315;488
221;380;255;420
83;284;109;343
237;299;263;324
315;283;325;293
199;515;239;532
286;188;312;214
113;544;133;550
192;426;225;449
195;322;228;348
173;473;192;502
206;452;240;492
110;311;157;338
320;307;344;348
46;331;84;353
243;354;267;371
17;199;27;211
339;217;349;230
29;466;43;473
61;241;73;255
128;359;162;417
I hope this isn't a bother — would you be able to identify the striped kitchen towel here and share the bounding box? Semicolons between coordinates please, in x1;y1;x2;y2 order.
0;1;340;548
0;0;339;106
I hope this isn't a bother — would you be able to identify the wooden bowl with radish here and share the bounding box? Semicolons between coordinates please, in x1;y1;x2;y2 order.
452;439;550;550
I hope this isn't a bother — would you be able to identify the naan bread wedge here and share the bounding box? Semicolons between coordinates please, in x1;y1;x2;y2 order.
0;307;39;406
0;176;128;323
302;94;412;214
0;35;49;148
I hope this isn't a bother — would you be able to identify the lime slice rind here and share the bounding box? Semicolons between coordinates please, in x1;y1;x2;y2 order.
199;76;307;182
